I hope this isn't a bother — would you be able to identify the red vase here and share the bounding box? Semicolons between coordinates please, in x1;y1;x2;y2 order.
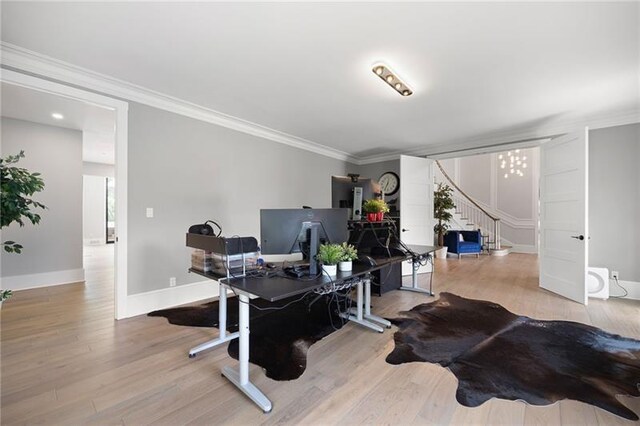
376;212;384;221
367;213;377;222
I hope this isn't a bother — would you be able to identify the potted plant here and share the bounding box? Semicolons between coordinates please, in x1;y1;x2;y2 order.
362;199;389;222
0;290;12;308
433;183;455;259
338;242;358;272
1;151;47;302
376;199;390;221
317;243;343;276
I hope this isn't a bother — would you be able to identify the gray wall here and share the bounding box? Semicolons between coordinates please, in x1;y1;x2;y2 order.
355;159;401;207
0;117;83;277
589;123;640;282
127;103;349;295
459;154;492;203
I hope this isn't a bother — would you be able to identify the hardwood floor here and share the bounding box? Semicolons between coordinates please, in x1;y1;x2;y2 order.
2;251;639;425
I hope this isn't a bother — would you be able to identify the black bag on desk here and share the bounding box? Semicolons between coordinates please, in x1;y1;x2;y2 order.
188;220;222;237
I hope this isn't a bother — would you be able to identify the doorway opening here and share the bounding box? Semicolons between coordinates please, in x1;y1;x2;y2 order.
1;69;128;319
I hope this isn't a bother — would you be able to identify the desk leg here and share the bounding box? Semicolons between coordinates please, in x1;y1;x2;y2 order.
188;283;240;358
363;278;391;328
221;293;272;413
400;257;435;296
340;279;384;333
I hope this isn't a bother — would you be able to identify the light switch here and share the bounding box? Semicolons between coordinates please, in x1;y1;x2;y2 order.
146;208;154;218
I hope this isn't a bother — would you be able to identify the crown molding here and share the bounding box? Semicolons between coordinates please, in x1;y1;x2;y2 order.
0;42;358;164
2;42;638;167
357;108;640;164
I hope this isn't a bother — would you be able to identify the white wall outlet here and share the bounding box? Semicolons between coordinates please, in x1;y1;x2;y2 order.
611;271;619;280
169;277;176;287
146;207;154;218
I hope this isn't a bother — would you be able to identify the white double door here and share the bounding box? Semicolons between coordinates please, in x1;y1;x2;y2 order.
539;130;589;305
399;155;434;276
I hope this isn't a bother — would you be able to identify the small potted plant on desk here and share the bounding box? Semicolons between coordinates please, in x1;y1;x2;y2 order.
339;242;358;272
317;243;343;276
433;182;456;259
0;290;12;309
363;199;390;222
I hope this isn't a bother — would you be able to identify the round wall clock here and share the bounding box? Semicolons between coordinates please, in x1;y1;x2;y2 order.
379;171;399;196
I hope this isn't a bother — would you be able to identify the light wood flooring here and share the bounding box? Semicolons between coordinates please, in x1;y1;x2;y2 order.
1;249;639;425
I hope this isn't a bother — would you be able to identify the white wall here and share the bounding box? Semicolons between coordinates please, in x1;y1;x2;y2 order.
0;117;84;289
436;148;540;252
83;161;114;177
83;175;106;245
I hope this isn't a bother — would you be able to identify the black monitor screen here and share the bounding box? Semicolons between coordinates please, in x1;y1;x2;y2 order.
260;208;349;255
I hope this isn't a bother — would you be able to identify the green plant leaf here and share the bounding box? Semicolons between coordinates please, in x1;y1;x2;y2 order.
0;151;46;253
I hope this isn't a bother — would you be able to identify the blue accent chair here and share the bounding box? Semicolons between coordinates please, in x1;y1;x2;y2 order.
444;230;483;258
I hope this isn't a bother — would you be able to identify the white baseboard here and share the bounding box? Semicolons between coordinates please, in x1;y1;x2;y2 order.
610;279;640;301
125;279;221;319
1;268;85;290
509;244;538;254
84;238;105;246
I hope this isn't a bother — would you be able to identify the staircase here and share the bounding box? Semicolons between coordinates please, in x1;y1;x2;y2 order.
435;161;510;256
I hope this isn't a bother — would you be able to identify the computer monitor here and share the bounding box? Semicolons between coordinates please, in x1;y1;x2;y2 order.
260;208;349;275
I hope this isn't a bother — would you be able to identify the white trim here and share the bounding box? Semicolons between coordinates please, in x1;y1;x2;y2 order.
1;42;356;164
125;280;220;319
531;147;540;252
453;158;460;185
3;42;637;167
1;268;85;291
1;68;130;320
611;279;640;301
360;108;638;164
508;244;538;254
114;102;128;320
474;199;535;229
489;154;497;209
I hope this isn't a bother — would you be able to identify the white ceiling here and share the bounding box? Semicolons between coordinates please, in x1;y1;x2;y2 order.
1;82;116;164
1;2;638;160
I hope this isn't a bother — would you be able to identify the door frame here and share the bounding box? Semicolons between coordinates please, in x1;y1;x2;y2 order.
399;155;434;275
2;68;129;319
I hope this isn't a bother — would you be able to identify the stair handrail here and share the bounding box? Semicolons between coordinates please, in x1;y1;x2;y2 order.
435;160;499;221
435;160;502;250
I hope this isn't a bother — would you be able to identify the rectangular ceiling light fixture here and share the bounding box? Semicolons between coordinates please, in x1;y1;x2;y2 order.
372;63;413;96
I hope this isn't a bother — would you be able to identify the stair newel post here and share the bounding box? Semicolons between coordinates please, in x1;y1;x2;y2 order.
494;219;501;250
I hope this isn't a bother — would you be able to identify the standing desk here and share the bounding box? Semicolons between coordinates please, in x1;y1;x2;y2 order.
188;245;438;413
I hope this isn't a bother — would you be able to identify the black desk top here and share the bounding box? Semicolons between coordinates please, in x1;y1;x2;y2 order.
190;244;438;302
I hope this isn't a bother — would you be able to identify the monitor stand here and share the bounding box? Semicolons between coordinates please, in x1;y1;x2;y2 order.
307;222;320;276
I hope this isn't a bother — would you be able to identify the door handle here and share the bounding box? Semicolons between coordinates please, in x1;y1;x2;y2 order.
402;228;409;232
571;235;585;241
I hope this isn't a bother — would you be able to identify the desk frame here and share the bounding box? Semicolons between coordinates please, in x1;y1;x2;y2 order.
221;290;272;412
187;247;436;413
188;281;239;358
400;253;435;296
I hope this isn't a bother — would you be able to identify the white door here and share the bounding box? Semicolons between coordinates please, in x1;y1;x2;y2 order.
539;130;588;304
399;155;434;275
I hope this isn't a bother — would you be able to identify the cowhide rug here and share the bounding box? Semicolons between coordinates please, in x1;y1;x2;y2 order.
149;295;346;380
386;292;640;420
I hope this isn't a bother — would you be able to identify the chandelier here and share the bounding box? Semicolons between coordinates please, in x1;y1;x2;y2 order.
499;149;527;178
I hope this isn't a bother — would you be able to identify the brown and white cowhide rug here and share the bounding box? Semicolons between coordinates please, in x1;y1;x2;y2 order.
149;295;345;381
386;292;640;420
